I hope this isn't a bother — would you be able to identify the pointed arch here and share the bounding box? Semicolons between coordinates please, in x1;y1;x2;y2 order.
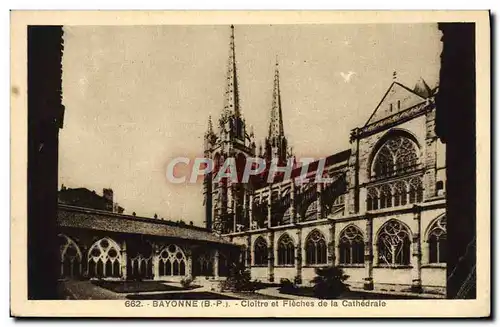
58;234;82;279
253;236;268;266
277;233;295;266
426;214;446;263
376;220;412;266
409;176;424;203
369;129;421;179
366;187;379;211
305;229;327;265
128;241;154;280
338;225;365;265
379;184;393;209
159;244;187;277
393;180;408;206
87;237;122;278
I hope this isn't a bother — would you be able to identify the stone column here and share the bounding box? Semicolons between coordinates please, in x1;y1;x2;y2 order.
268;232;275;282
185;248;193;279
328;221;336;265
295;228;302;284
246;235;252;267
291;181;296;224
424;109;437;200
411;205;423;292
363;215;374;290
152;243;160;280
316;183;323;220
248;194;254;229
214;249;219;278
267;188;272;228
232;187;237;233
120;240;128;280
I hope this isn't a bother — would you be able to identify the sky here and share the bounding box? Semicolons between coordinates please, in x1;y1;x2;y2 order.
60;24;442;226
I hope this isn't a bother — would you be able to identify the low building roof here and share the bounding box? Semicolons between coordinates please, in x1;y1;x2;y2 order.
57;204;234;245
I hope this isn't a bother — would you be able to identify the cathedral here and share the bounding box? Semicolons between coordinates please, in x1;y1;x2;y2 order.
203;25;446;293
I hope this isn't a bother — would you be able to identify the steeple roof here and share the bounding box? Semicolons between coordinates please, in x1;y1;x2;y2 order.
268;58;284;139
413;77;433;98
222;25;240;119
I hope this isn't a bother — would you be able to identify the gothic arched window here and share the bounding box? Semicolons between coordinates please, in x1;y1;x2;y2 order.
428;216;447;263
379;184;393;209
87;238;122;278
59;234;82;279
254;237;268;266
377;220;411;266
367;187;379;211
159;244;187;277
128;242;153;279
305;230;327;265
409;177;424;204
394;181;408;206
372;136;419;178
339;225;365;265
277;233;295;266
194;250;213;276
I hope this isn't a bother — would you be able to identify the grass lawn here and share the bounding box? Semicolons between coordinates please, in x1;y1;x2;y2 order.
126;292;238;300
279;287;426;299
91;280;201;293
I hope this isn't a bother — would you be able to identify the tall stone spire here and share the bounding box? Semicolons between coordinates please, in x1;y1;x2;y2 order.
268;57;284;140
206;115;214;135
222;25;240;119
265;57;288;165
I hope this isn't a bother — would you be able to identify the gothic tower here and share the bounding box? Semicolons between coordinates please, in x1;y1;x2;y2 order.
203;25;256;234
264;59;289;166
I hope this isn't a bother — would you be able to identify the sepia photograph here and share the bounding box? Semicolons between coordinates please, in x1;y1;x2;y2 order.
11;11;490;317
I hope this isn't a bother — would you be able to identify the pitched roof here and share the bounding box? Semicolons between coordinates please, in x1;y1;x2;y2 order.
365;81;427;126
57;204;234;245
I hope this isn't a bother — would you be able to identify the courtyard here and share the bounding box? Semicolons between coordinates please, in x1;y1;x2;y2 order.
58;280;442;301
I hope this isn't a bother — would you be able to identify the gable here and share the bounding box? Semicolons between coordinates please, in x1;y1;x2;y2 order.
365;82;426;126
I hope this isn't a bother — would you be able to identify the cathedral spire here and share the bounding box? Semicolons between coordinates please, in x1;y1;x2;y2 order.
222;25;240;119
206;115;214;135
268;57;284;139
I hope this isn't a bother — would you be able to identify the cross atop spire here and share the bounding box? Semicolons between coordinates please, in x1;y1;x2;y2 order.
222;24;240;119
268;57;284;139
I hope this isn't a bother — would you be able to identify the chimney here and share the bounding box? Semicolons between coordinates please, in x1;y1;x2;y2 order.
103;188;114;203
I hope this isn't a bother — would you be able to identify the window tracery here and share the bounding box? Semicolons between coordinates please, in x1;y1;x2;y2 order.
377;220;411;266
428;216;446;263
277;233;295;266
254;236;268;266
87;238;122;278
305;230;327;265
372;136;419;178
339;226;365;264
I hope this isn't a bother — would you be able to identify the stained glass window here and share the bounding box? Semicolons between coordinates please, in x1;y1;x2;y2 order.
373;136;419;178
